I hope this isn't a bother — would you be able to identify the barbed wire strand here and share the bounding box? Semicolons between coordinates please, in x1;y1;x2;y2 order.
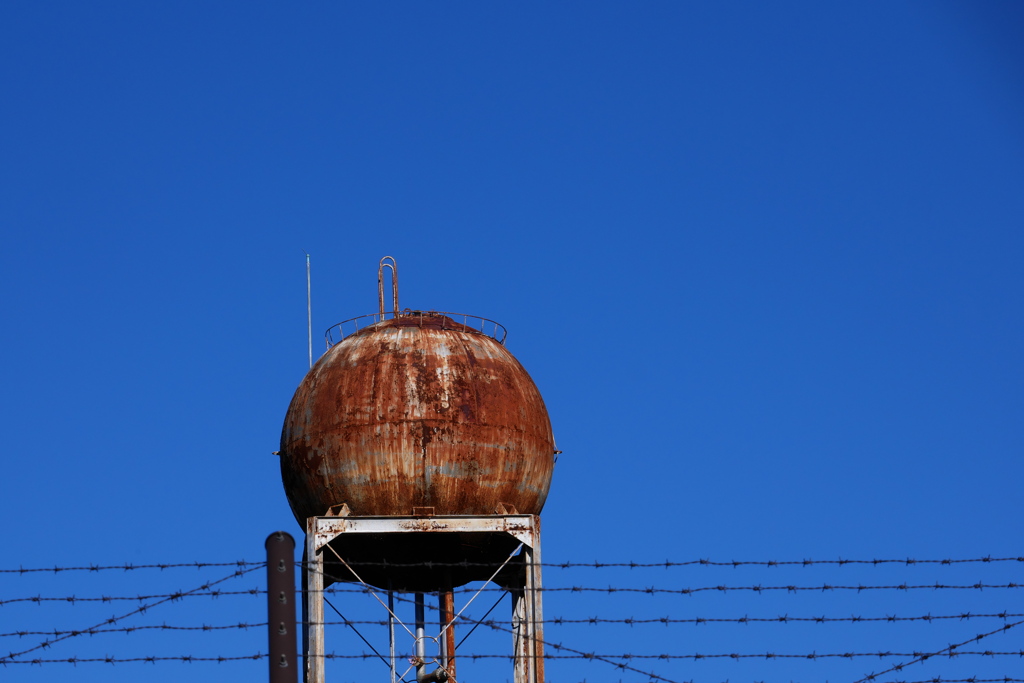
0;561;261;575
543;583;1024;595
61;581;998;602
8;582;1002;607
542;650;1024;660
0;587;264;606
316;582;1024;596
5;556;1023;574
0;564;264;665
4;650;1024;666
4;610;1022;640
320;649;1024;660
0;654;267;664
0;622;267;638
306;556;1024;569
540;612;1024;626
16;579;1019;606
853;618;1024;683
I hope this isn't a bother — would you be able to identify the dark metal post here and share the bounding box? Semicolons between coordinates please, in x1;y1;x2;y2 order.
266;531;298;683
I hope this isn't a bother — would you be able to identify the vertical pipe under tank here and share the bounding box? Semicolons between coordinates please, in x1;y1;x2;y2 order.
415;592;426;679
439;584;456;678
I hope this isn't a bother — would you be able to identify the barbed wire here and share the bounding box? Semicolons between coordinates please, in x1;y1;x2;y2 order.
5;650;1024;666
5;610;1022;639
4;556;1021;575
306;556;1024;569
0;587;263;606
326;582;1024;595
5;556;1021;680
539;650;1024;661
10;595;1015;671
0;561;262;575
5;555;1019;679
0;622;267;638
321;649;1024;661
0;564;263;664
541;612;1024;626
545;583;1024;595
0;654;266;665
546;556;1024;568
10;580;1020;606
311;650;1024;661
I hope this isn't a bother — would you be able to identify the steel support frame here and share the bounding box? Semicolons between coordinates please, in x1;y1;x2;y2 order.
303;514;544;683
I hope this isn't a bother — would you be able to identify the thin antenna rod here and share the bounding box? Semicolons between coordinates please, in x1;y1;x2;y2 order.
303;251;312;369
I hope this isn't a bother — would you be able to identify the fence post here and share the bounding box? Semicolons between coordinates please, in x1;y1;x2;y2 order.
266;531;298;683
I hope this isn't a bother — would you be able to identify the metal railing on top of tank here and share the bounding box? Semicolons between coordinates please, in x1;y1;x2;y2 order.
325;310;508;349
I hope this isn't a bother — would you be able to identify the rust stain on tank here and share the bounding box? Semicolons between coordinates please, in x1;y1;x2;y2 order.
280;312;555;523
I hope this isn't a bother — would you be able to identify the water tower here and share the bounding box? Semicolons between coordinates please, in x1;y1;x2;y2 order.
279;257;556;683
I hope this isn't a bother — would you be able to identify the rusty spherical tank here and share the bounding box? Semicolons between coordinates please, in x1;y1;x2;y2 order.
280;313;555;524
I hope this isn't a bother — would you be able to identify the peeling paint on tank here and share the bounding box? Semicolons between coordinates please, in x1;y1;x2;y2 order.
432;461;484;479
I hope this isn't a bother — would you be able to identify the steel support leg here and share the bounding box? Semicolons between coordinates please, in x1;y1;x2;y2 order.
528;534;545;683
304;521;325;683
512;524;544;683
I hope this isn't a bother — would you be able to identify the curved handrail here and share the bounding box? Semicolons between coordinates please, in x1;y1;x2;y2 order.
325;311;508;349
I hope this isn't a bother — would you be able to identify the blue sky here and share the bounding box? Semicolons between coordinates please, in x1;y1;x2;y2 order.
2;3;1023;682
